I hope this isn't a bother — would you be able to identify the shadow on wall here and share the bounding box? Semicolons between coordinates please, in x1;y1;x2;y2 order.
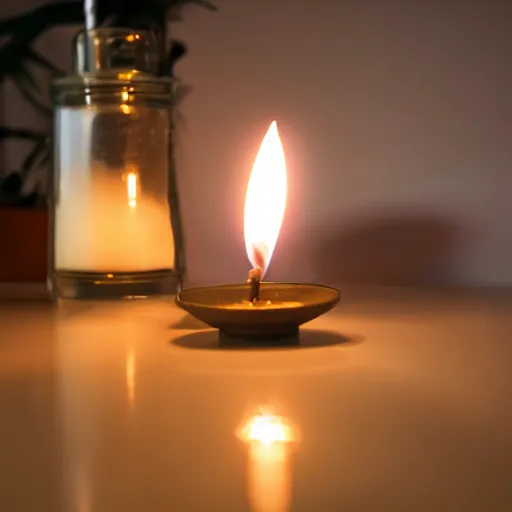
318;214;461;286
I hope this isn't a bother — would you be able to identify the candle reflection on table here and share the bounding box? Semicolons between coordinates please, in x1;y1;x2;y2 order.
240;410;297;512
125;348;136;410
75;467;92;512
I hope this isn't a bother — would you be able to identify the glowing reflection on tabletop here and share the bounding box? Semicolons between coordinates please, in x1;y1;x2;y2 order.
239;408;298;512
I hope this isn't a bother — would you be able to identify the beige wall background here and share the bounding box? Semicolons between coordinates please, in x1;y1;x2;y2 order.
173;0;512;288
2;0;511;288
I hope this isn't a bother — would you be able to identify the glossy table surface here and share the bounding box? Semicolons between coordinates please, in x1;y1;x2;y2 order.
1;285;511;512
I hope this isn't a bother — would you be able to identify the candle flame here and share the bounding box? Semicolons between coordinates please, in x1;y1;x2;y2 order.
244;121;287;277
127;172;138;209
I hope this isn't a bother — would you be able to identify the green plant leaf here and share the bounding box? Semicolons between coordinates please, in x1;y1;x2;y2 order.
0;127;46;142
21;142;51;198
0;43;49;85
0;2;83;44
182;0;217;11
26;48;64;75
38;148;52;168
0;44;26;85
97;0;217;28
21;138;49;177
0;172;23;194
164;0;217;12
164;39;187;76
173;83;193;105
14;63;40;94
11;71;52;117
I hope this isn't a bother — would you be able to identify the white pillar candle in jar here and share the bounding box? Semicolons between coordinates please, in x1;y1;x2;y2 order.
54;105;175;274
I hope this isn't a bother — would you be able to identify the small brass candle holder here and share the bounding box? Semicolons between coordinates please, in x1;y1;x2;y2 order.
176;121;340;342
176;281;340;342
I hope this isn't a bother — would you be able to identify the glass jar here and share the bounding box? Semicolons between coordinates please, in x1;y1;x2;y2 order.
49;29;183;299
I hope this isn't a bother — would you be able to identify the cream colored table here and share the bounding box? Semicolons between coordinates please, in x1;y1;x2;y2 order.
0;286;511;512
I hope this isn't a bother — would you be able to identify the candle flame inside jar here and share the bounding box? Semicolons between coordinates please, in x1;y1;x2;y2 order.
244;121;287;276
127;172;138;209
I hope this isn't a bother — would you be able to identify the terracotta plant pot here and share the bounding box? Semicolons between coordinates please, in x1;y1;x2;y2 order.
0;208;48;282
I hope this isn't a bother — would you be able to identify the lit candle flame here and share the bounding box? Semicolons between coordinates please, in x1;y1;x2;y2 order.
120;91;132;114
240;410;296;512
244;121;287;277
127;172;138;209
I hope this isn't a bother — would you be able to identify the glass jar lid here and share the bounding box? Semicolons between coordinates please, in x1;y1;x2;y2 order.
53;28;172;100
